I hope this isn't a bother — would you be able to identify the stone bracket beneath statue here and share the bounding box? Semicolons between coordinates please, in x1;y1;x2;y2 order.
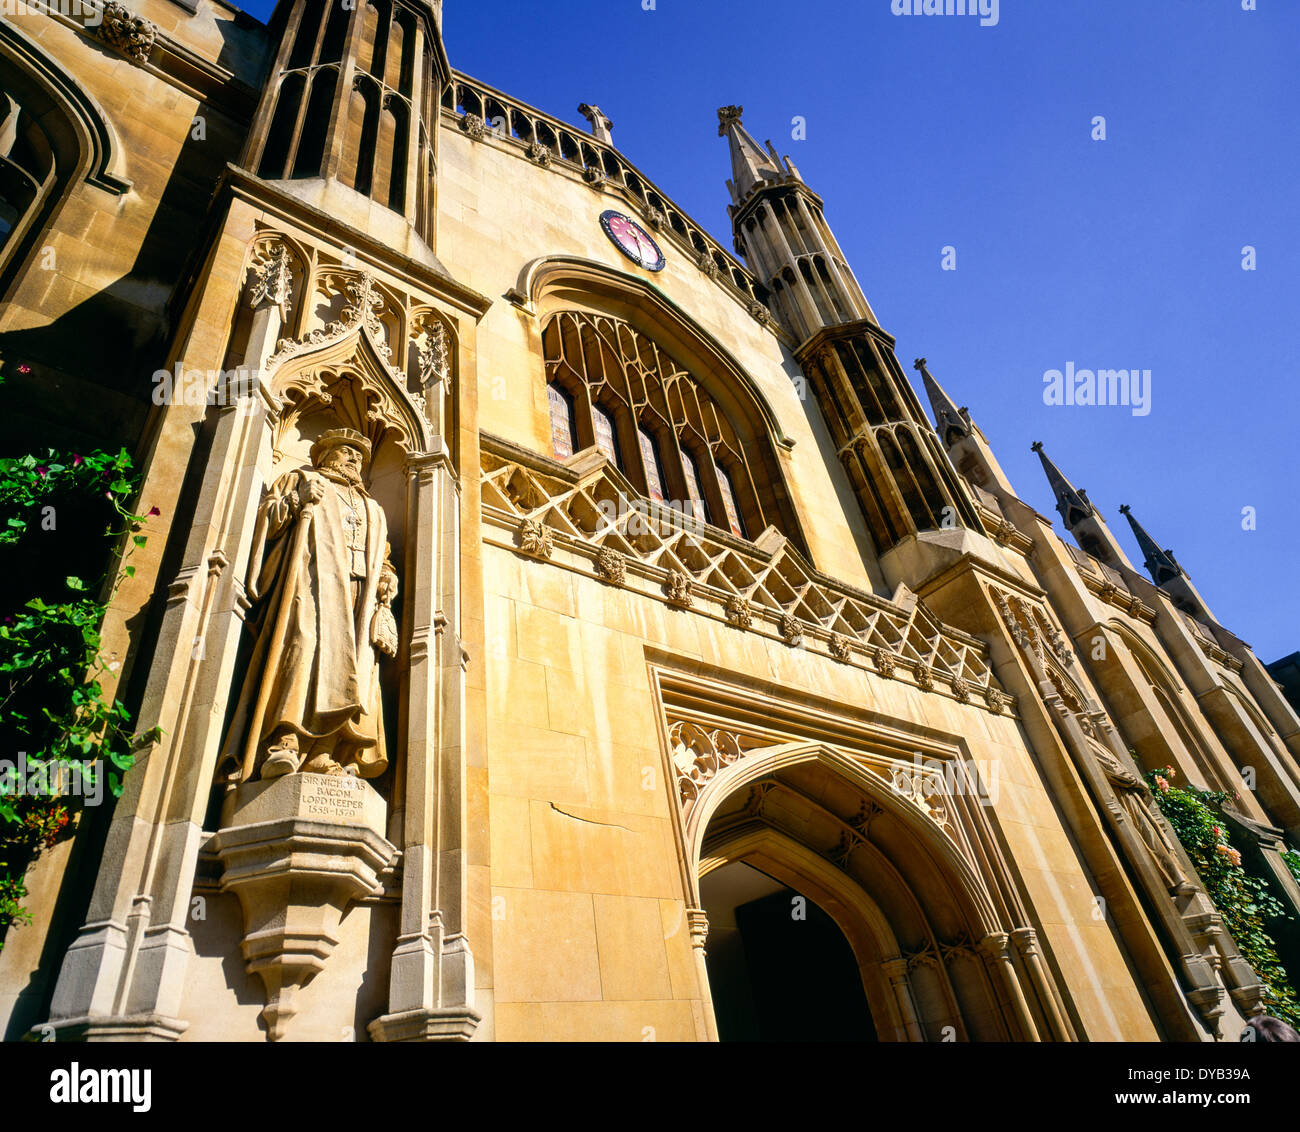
212;774;398;1041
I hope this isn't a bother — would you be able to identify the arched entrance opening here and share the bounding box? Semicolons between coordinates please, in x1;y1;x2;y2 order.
688;744;1032;1042
700;860;877;1041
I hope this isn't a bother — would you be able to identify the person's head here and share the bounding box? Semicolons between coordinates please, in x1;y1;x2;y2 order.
311;429;371;485
321;442;365;485
1240;1015;1300;1042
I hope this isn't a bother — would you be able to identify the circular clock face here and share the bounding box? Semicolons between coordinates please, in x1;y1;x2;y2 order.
600;210;666;272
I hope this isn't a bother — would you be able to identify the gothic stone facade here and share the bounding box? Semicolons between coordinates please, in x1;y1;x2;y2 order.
2;0;1299;1042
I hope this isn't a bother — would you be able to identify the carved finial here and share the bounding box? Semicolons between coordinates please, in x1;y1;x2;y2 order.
717;105;744;137
1118;503;1130;515
913;357;927;372
578;103;614;144
1031;441;1044;454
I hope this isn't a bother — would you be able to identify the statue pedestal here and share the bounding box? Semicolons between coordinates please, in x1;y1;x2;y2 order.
212;774;398;1041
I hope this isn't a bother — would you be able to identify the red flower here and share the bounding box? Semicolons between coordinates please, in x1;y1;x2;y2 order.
147;506;161;517
35;465;47;478
16;363;30;374
72;454;83;467
1212;826;1223;839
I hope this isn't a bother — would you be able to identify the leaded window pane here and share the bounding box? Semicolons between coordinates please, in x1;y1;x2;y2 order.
548;384;576;460
717;464;745;538
638;428;665;503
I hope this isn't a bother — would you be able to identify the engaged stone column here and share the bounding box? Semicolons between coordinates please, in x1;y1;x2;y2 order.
980;931;1041;1041
686;908;719;1042
1011;928;1070;1041
880;957;925;1042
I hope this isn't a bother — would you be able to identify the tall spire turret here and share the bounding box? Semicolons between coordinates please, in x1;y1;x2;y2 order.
1117;504;1214;620
717;107;981;560
1031;441;1094;530
1029;442;1129;568
915;358;972;447
1118;505;1184;587
241;0;449;255
910;359;1016;497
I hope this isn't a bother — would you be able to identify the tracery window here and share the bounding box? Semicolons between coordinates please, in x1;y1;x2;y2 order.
541;309;773;541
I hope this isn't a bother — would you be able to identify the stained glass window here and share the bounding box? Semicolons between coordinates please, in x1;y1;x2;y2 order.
548;383;577;460
638;427;665;503
717;464;745;538
681;449;709;524
592;403;620;468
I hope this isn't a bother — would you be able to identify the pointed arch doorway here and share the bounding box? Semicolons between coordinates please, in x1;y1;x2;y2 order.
700;860;877;1042
683;739;1045;1043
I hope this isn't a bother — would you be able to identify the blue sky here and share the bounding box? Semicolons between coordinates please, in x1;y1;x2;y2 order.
242;0;1299;660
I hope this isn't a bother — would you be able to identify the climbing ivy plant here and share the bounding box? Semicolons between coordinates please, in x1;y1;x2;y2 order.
1145;766;1300;1027
0;449;159;948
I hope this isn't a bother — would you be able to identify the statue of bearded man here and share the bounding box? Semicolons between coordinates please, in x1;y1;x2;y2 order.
221;428;398;783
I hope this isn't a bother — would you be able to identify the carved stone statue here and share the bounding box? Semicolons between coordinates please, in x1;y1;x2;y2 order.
221;429;398;783
1092;744;1190;892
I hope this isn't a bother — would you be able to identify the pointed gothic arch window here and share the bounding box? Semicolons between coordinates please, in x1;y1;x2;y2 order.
0;25;129;295
540;308;791;544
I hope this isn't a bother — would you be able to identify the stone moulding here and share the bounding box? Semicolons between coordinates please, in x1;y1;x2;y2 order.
479;436;1011;714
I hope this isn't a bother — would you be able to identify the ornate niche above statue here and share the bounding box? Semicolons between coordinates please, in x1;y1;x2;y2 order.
212;259;454;1040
